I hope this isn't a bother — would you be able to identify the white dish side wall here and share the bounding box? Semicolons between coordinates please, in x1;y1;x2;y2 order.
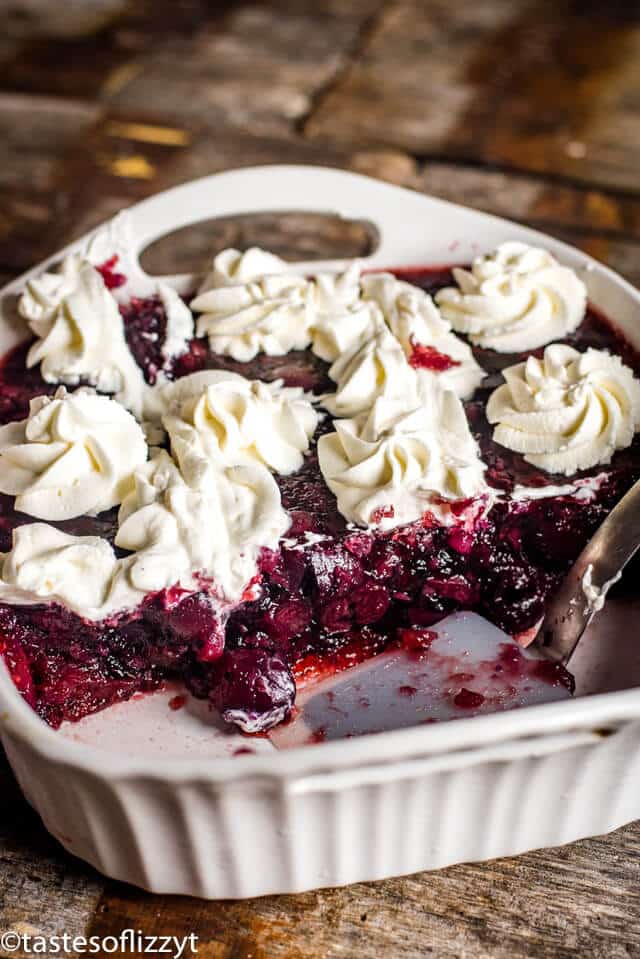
5;721;640;897
1;166;640;898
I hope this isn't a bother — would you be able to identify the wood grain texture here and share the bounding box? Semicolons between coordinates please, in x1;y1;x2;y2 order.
306;0;640;192
101;0;385;134
0;754;103;959
1;1;640;955
86;822;640;959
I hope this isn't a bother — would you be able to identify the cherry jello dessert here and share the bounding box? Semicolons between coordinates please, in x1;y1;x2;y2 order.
0;238;638;735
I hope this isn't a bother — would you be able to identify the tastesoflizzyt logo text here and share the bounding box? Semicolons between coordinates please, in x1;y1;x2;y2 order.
0;927;198;956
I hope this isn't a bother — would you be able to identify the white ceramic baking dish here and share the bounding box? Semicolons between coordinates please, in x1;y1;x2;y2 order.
1;165;640;899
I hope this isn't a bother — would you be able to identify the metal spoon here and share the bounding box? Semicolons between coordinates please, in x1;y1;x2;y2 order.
532;476;640;665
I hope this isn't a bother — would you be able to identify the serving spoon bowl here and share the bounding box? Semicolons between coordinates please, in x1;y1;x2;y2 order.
534;476;640;664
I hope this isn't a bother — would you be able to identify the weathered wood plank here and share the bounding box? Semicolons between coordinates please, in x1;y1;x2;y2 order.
54;125;640;288
86;821;640;959
306;0;640;193
0;0;385;135
0;93;101;271
1;0;228;100
0;93;99;192
305;2;530;154
0;188;63;273
413;163;640;242
102;0;385;136
0;753;103;959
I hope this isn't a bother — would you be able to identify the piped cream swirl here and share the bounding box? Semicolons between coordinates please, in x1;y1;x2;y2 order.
318;388;489;530
22;259;148;417
0;524;118;616
361;272;485;398
201;247;290;288
309;263;377;363
191;249;312;361
161;370;318;475
436;242;587;352
487;344;640;474
0;388;147;520
115;449;289;601
321;314;419;418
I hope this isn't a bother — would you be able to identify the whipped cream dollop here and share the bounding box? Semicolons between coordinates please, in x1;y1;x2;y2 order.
201;247;290;288
311;299;376;365
487;344;640;475
310;263;377;363
0;442;292;617
322;315;420;418
116;449;289;601
162;370;318;476
0;524;118;617
0;388;147;520
309;266;484;399
361;272;485;398
314;262;363;313
191;249;312;361
19;253;85;325
436;242;587;352
22;259;148;417
318;388;489;530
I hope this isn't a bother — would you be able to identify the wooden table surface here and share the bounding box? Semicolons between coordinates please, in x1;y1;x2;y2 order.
1;1;640;955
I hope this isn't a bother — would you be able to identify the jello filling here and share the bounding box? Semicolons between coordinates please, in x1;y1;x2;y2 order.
0;263;638;733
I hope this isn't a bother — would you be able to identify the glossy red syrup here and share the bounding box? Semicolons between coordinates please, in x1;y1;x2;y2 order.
409;339;460;371
96;255;127;290
168;694;187;711
453;688;486;709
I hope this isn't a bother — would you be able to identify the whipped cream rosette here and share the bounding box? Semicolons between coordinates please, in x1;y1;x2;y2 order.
161;370;318;475
0;524;119;617
201;247;290;288
22;259;149;417
310;300;377;366
0;387;147;520
309;263;378;363
361;272;485;398
19;253;85;325
191;248;313;361
436;242;587;352
115;449;289;601
318;387;489;531
487;344;640;475
322;314;420;418
314;262;363;314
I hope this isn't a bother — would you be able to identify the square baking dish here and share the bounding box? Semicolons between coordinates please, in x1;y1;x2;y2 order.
0;165;639;899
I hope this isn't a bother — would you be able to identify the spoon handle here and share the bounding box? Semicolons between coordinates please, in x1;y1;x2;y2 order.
533;476;640;664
